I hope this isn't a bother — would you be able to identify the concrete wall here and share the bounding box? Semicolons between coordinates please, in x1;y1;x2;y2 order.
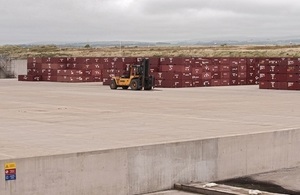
1;129;299;195
11;60;27;76
0;69;5;78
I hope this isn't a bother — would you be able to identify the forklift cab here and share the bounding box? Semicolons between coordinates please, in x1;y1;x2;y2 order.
122;65;141;78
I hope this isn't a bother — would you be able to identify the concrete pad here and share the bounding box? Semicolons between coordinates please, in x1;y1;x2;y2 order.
0;79;300;160
250;166;300;192
175;183;284;195
144;190;198;195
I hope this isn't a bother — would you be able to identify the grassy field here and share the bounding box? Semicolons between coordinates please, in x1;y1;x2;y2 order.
1;44;300;59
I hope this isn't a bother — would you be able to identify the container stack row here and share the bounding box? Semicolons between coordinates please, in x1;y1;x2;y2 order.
19;57;262;88
153;57;259;87
259;58;300;90
18;57;108;82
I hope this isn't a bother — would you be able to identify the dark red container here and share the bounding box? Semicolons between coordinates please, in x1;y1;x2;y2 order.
259;65;277;73
27;62;42;69
230;59;239;66
221;72;230;79
155;79;182;88
231;72;238;79
120;57;137;63
192;68;202;75
202;65;212;72
103;69;122;75
287;74;300;82
181;81;193;87
287;65;300;74
221;79;230;86
82;76;93;82
173;73;183;80
238;79;247;85
27;57;42;64
77;64;93;70
247;78;256;85
238;58;247;65
42;76;58;82
275;65;288;73
101;62;124;69
192;75;201;81
41;63;66;70
18;75;41;81
276;82;288;90
160;57;184;65
211;65;219;73
238;72;247;79
57;76;71;82
202;72;212;80
160;65;184;72
202;80;211;86
83;70;92;76
183;58;195;66
247;72;256;78
182;73;192;81
42;57;67;64
194;58;213;66
220;65;230;72
259;81;287;89
41;69;57;76
102;71;121;79
193;80;203;87
27;69;41;76
71;70;84;76
287;59;300;66
93;76;103;82
259;81;272;89
91;70;102;76
220;58;230;65
287;82;300;90
57;69;71;76
70;57;93;64
247;58;257;65
102;78;111;85
148;57;160;66
231;67;238;73
230;79;238;85
211;79;221;86
259;58;281;65
183;65;192;73
211;72;220;79
150;68;159;73
238;65;247;72
67;63;78;69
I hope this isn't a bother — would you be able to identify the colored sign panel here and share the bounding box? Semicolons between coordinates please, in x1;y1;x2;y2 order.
4;163;16;181
5;169;16;174
5;174;16;181
5;163;16;170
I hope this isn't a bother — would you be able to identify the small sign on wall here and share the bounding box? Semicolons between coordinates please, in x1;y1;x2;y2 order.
5;163;16;181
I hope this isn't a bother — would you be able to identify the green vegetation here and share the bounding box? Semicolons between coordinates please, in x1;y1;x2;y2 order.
1;45;300;59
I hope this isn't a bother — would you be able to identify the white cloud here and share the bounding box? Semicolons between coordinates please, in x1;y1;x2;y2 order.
0;0;300;44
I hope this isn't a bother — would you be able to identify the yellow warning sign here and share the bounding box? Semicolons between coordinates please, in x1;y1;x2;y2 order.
5;163;16;170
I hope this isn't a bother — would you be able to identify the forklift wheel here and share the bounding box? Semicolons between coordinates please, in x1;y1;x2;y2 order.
144;86;152;90
130;79;139;90
110;80;118;89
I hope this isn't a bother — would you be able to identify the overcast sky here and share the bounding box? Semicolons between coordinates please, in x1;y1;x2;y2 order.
1;0;300;44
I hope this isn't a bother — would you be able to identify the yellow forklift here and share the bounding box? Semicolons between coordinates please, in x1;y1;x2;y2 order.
110;59;155;90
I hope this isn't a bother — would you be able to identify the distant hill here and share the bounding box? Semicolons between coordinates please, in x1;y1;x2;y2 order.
19;38;300;47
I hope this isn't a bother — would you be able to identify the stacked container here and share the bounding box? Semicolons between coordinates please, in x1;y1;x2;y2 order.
18;56;272;89
19;57;104;82
259;58;300;90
